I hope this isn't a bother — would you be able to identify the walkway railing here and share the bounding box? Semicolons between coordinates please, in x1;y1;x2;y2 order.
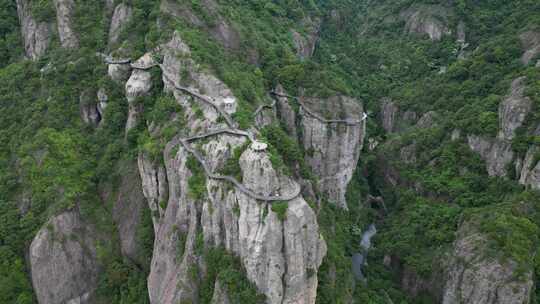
270;91;363;125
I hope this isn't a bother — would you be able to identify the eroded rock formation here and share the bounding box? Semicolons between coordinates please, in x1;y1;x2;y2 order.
498;77;532;141
108;3;133;47
53;0;79;49
443;223;534;304
299;96;365;208
30;211;100;304
16;0;52;60
520;31;540;65
400;4;452;41
127;32;328;304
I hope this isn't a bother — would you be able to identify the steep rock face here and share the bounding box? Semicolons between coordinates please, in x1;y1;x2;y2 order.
111;160;148;264
520;31;540;65
381;97;398;133
143;135;326;304
300;96;365;208
443;223;534;304
380;97;418;134
291;17;321;59
400;5;452;41
498;77;532;141
16;0;52;60
108;3;133;47
30;211;100;304
519;146;540;190
416;111;438;129
108;61;132;83
274;87;365;208
137;32;326;304
275;85;298;138
160;0;241;51
401;265;443;302
138;153;168;230
467;135;513;177
53;0;79;49
211;280;231;304
79;90;101;126
468;77;533;177
97;88;108;119
125;55;154;133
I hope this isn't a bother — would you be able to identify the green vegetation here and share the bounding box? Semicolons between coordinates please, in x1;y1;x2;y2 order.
2;0;540;303
186;155;207;200
199;247;266;304
30;0;55;22
271;201;288;221
0;1;22;67
220;142;249;181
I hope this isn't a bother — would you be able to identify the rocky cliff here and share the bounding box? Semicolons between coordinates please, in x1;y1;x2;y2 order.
30;211;101;304
466;77;537;181
16;0;52;60
131;32;327;304
400;4;453;41
443;222;534;304
274;88;366;209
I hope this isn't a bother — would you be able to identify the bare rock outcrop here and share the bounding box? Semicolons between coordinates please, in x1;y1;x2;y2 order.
143;133;326;304
300;96;365;208
468;77;533;177
211;280;231;304
108;3;133;47
160;0;240;51
79;90;101;126
30;211;100;304
467;135;513;177
520;31;540;65
16;0;52;60
125;54;154;133
400;5;452;41
111;160;148;264
519;146;540;190
380;98;418;134
274;85;298;138
498;77;532;141
108;60;132;83
136;32;326;304
443;223;534;304
291;17;321;59
53;0;79;49
274;87;365;208
381;97;399;133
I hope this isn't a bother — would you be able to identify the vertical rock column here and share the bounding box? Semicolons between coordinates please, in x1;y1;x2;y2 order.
53;0;79;49
30;211;100;304
15;0;52;60
298;96;365;209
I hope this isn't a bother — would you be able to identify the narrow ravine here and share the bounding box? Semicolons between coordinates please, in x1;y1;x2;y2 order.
352;223;377;281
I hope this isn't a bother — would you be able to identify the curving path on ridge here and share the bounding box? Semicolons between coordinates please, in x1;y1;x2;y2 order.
103;55;301;202
162;73;238;128
161;73;300;202
184;128;256;143
270;91;364;126
179;137;301;202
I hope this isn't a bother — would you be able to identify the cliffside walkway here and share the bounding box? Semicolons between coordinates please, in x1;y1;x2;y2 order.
162;74;300;202
270;91;365;126
179;137;300;202
103;55;301;201
162;73;238;128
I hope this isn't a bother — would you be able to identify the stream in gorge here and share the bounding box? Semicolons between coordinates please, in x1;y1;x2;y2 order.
352;224;377;281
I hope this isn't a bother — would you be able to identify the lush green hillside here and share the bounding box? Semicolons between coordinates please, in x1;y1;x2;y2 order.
0;0;539;303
